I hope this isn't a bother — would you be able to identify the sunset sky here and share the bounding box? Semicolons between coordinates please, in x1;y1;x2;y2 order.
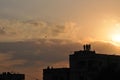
0;0;120;80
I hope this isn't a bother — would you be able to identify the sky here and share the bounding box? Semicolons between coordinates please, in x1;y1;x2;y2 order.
0;0;120;80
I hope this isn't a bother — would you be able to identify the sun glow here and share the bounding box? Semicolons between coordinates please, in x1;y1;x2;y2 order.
111;34;120;43
107;22;120;46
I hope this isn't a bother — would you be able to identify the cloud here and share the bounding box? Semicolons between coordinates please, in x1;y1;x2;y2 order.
91;41;120;55
0;19;83;43
2;19;120;45
0;39;81;64
0;54;12;62
0;39;120;80
0;39;82;80
0;26;6;35
0;19;66;41
0;19;120;79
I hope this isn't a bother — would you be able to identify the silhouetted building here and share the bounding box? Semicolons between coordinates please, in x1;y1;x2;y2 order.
43;44;120;80
43;68;69;80
0;72;25;80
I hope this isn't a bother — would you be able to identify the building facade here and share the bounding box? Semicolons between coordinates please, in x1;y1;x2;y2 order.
43;68;69;80
43;44;120;80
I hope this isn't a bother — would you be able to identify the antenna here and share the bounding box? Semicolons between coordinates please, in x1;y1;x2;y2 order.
83;44;91;51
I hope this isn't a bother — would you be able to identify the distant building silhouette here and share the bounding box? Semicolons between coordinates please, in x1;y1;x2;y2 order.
43;44;120;80
43;68;69;80
0;72;25;80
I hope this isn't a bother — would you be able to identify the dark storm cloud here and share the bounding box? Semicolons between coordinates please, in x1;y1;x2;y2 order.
0;39;82;67
0;39;120;68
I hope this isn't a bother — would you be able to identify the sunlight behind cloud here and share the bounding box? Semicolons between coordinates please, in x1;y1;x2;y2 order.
107;22;120;46
111;34;120;42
